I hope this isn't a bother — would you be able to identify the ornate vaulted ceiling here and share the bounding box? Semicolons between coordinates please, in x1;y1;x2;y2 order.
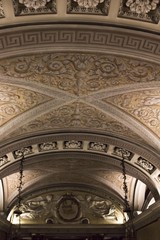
0;0;160;239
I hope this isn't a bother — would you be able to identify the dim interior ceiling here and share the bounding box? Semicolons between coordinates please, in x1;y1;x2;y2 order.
0;0;160;234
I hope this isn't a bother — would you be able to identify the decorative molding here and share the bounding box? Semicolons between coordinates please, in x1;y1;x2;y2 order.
13;0;57;16
136;156;156;174
67;0;110;15
0;26;160;62
1;54;159;95
0;139;159;177
119;0;160;24
9;191;123;224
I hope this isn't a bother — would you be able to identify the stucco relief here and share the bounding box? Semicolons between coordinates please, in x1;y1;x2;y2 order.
10;191;123;224
119;0;160;23
13;0;57;16
0;84;51;126
104;90;160;137
0;54;159;96
67;0;110;15
8;101;139;139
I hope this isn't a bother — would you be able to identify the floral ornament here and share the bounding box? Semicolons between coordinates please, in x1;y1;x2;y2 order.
88;57;124;87
127;62;155;82
137;157;155;173
0;155;9;167
126;0;159;14
19;0;51;10
0;1;5;17
47;60;66;74
94;58;119;78
73;0;104;8
13;146;33;159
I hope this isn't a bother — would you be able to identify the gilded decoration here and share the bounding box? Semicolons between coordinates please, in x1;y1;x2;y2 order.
104;90;160;137
119;0;160;23
13;0;57;16
9;191;123;224
0;54;159;96
0;84;51;126
67;0;110;15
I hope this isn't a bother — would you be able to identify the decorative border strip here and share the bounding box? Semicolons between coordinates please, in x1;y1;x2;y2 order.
0;139;158;179
0;25;160;62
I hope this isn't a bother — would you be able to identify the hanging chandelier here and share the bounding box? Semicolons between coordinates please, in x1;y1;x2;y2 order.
121;151;137;240
73;0;104;9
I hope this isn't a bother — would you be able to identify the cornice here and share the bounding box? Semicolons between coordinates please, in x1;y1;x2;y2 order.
0;24;159;62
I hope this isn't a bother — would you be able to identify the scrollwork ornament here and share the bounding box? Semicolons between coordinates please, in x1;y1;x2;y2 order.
73;0;104;9
137;157;155;173
0;0;5;17
13;146;33;159
0;155;9;167
39;142;58;151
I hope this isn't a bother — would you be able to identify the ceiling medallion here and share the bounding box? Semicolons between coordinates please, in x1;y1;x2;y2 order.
73;0;104;8
18;0;51;10
56;194;81;222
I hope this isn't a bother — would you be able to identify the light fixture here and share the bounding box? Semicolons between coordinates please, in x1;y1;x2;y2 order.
121;151;137;240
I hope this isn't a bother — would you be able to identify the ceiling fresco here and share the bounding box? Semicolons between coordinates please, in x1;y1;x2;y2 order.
0;1;160;239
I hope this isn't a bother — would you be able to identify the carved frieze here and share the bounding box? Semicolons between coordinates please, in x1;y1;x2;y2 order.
64;140;83;149
112;147;133;160
119;0;160;23
136;156;155;174
38;142;58;151
13;146;33;159
1;54;159;96
88;142;108;152
9;191;123;224
13;0;57;16
67;0;110;15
